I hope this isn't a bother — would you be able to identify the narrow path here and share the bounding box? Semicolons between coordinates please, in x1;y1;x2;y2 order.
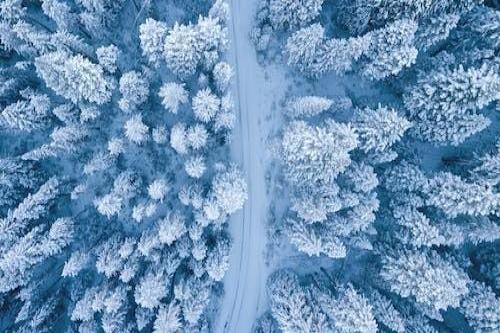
214;0;273;331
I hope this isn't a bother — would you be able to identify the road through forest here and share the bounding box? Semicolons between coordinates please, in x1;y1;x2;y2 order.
214;0;273;331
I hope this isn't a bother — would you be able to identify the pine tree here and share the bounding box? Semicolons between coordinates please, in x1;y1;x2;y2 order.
158;82;188;114
154;302;182;333
124;114;149;144
212;61;233;93
118;71;149;113
41;0;77;31
185;156;206;179
158;212;187;246
134;271;167;309
22;124;89;161
380;249;470;311
281;120;358;185
321;285;378;333
285;218;347;258
405;63;500;145
192;88;220;123
186;124;208;150
415;14;460;51
426;172;500;218
360;19;418;80
285;23;326;76
268;0;324;30
0;92;51;132
205;237;230;281
267;270;330;332
35;51;114;105
285;96;333;118
354;105;412;152
211;166;248;215
139;18;168;68
170;122;189;154
96;45;120;73
0;177;59;245
0;217;73;292
148;179;170;202
461;282;500;332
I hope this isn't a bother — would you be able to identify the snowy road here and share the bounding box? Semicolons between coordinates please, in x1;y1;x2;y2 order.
214;0;277;332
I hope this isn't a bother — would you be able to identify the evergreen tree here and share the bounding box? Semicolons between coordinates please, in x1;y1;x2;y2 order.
461;282;500;332
118;71;149;113
35;51;114;105
267;270;330;332
0;92;51;132
426;172;500;218
285;96;333;118
281;120;358;185
380;249;470;311
139;18;168;68
268;0;324;30
405;63;500;145
360;19;418;80
159;82;188;114
354;105;411;152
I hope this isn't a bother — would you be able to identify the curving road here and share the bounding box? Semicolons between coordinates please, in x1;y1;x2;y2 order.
214;0;272;331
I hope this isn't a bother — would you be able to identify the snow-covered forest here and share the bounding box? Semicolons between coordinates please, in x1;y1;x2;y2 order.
0;0;249;332
0;0;499;332
252;0;500;332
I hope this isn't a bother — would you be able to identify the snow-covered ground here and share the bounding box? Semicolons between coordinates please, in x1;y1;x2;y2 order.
214;0;288;331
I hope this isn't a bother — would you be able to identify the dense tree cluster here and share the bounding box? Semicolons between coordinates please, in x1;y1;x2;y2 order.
259;0;500;332
0;1;246;332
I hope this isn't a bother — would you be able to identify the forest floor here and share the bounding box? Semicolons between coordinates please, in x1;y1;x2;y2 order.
213;0;288;331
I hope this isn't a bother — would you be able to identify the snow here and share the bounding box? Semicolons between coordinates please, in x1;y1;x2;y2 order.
214;0;288;331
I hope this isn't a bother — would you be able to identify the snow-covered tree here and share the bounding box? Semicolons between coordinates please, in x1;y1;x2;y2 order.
360;19;418;80
124;115;149;144
268;0;324;30
154;302;182;333
158;212;187;246
118;71;149;113
281;120;358;185
170;123;189;154
192;88;220;123
267;270;330;332
139;18;168;68
354;105;412;152
135;271;167;309
285;96;333;118
461;281;500;332
35;51;114;105
148;179;170;202
0;92;51;132
380;249;470;311
285;218;347;258
96;44;120;73
186;124;209;150
212;61;233;93
285;23;326;76
405;63;500;145
163;15;228;78
426;172;500;218
159;82;188;114
185;156;206;179
0;217;73;292
211;166;248;215
0;177;59;244
41;0;77;31
321;285;378;333
205;237;230;281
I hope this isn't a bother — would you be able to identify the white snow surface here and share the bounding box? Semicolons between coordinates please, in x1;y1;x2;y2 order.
214;0;287;331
